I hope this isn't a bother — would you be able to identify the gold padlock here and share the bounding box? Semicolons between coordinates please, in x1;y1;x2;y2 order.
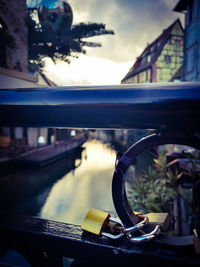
144;212;170;232
81;208;110;235
117;212;169;232
81;208;124;239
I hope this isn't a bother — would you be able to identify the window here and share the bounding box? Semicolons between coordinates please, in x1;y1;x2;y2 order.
180;56;184;63
147;54;151;63
14;127;23;139
146;70;148;81
173;78;181;83
164;55;171;64
167;38;171;44
175;39;180;46
186;47;195;72
146;69;151;81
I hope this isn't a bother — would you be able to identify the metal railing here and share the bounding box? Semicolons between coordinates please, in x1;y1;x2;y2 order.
0;82;200;131
0;82;200;266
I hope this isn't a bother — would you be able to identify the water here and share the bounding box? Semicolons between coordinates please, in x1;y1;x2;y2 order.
0;139;116;225
41;140;116;224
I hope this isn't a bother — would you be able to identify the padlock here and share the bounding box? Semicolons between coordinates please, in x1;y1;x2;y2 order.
81;208;110;235
81;208;124;239
82;209;160;243
193;229;200;256
144;212;170;232
117;212;169;232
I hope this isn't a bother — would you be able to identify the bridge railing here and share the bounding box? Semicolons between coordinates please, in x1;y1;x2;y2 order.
0;82;200;131
0;82;200;266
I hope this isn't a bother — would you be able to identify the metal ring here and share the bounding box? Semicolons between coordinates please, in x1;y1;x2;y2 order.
112;132;200;228
122;215;148;234
101;216;124;240
127;225;161;244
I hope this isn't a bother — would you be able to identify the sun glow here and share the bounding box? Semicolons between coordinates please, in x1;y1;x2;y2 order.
44;56;132;85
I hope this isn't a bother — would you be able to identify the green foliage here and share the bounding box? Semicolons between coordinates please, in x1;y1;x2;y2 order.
26;10;114;71
128;149;178;213
184;150;200;181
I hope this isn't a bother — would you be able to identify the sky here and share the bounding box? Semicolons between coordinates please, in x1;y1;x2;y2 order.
28;0;184;85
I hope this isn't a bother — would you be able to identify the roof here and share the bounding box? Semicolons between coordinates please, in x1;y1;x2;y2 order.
173;0;188;12
0;67;38;83
39;71;57;86
0;67;56;87
121;19;183;83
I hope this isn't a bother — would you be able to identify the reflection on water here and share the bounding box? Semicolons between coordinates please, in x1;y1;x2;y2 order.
0;148;82;216
0;140;116;225
41;140;116;224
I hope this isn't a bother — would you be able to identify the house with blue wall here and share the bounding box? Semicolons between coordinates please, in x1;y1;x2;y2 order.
174;0;200;81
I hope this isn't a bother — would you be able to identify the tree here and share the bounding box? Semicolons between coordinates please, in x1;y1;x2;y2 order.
27;4;114;71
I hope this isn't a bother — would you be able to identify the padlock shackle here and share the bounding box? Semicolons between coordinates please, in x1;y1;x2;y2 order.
108;217;123;226
112;132;200;228
101;216;124;239
102;231;124;240
122;215;148;234
127;225;161;244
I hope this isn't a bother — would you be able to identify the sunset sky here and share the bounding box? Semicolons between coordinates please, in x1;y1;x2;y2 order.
28;0;184;85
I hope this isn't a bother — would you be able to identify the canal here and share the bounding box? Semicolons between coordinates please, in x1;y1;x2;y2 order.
0;137;117;225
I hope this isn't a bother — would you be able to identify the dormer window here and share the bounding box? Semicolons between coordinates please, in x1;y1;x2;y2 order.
147;54;151;63
167;38;171;44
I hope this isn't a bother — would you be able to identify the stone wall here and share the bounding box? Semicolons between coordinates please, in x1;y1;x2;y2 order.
0;0;28;72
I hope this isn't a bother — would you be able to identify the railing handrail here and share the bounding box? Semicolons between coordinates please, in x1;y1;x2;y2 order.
0;82;200;131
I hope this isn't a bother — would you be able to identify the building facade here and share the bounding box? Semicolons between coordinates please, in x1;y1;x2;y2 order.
174;0;200;81
0;1;79;159
0;0;28;72
121;19;184;84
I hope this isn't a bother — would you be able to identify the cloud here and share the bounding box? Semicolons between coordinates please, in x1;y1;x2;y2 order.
68;0;184;63
28;0;183;64
31;0;184;84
